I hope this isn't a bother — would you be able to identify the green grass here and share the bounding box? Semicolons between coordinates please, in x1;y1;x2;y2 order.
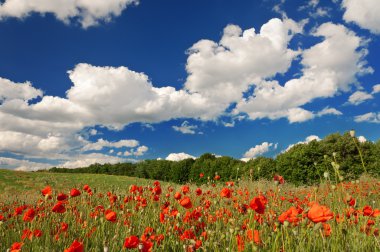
0;169;150;195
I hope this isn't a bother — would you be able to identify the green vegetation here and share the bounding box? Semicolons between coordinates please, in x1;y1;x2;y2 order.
47;131;380;185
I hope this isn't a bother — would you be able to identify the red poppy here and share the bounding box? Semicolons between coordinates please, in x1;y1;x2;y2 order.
21;229;33;240
247;229;261;245
124;235;139;249
57;193;68;201
153;186;162;195
64;240;84;252
52;202;66;213
220;188;232;198
61;222;69;232
236;234;244;252
180;196;193;209
83;185;90;191
249;195;267;214
174;192;182;200
307;203;333;223
195;188;202;196
214;175;221;181
226;181;234;187
105;210;117;222
274;175;285;184
10;242;23;252
41;186;52;196
199;173;204;178
182;185;190;194
34;229;43;238
70;188;81;197
278;206;300;224
22;208;35;222
323;223;332;237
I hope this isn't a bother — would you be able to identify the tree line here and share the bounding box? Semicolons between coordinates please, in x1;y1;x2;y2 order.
48;132;380;185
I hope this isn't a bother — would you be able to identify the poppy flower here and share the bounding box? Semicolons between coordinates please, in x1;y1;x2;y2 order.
61;222;69;232
10;242;23;252
247;229;261;245
220;188;232;198
57;193;68;201
153;186;162;195
274;175;285;184
70;188;81;197
124;235;139;249
323;223;332;237
249;196;267;214
307;203;333;223
34;229;43;238
105;210;117;222
52;202;66;213
182;185;190;194
83;185;90;191
41;186;52;196
64;240;84;252
21;229;33;240
199;173;204;178
180;196;193;209
22;208;36;222
278;206;299;224
174;192;182;200
195;188;202;196
214;175;221;181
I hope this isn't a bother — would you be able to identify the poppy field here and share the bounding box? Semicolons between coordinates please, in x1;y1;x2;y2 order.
1;169;380;251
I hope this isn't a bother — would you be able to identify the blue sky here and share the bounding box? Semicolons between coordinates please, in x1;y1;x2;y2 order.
0;0;379;170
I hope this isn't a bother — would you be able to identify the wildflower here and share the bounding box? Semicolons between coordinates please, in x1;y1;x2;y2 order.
70;188;81;197
174;192;182;200
10;242;23;252
22;208;36;222
41;186;52;196
278;206;299;224
180;196;193;209
124;236;139;249
57;193;68;201
52;202;66;213
307;203;333;223
250;195;267;214
273;175;285;184
214;175;221;181
64;240;84;252
105;210;117;222
199;173;204;178
220;188;232;198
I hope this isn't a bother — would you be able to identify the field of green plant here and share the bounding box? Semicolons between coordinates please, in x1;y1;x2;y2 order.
1;169;380;251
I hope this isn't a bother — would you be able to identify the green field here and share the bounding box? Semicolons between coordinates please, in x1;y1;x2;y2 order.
0;169;150;195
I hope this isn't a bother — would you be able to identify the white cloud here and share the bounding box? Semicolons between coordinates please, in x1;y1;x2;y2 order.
0;157;52;171
243;142;277;159
317;107;343;116
348;91;373;105
0;0;139;28
0;77;42;102
58;153;126;168
342;0;380;34
285;135;321;152
133;145;148;156
184;18;304;118
165;152;196;161
372;84;380;94
172;121;198;134
358;136;367;143
236;22;371;122
82;138;139;151
354;112;380;123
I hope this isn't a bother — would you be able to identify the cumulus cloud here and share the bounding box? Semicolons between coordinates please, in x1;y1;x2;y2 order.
236;22;371;122
285;135;321;152
317;107;343;117
342;0;380;34
82;138;139;151
243;142;277;159
58;153;128;168
185;18;304;118
165;152;196;161
0;0;139;28
0;157;52;171
172;121;199;134
372;84;380;94
348;91;374;105
0;77;42;102
354;112;380;123
133;145;148;156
